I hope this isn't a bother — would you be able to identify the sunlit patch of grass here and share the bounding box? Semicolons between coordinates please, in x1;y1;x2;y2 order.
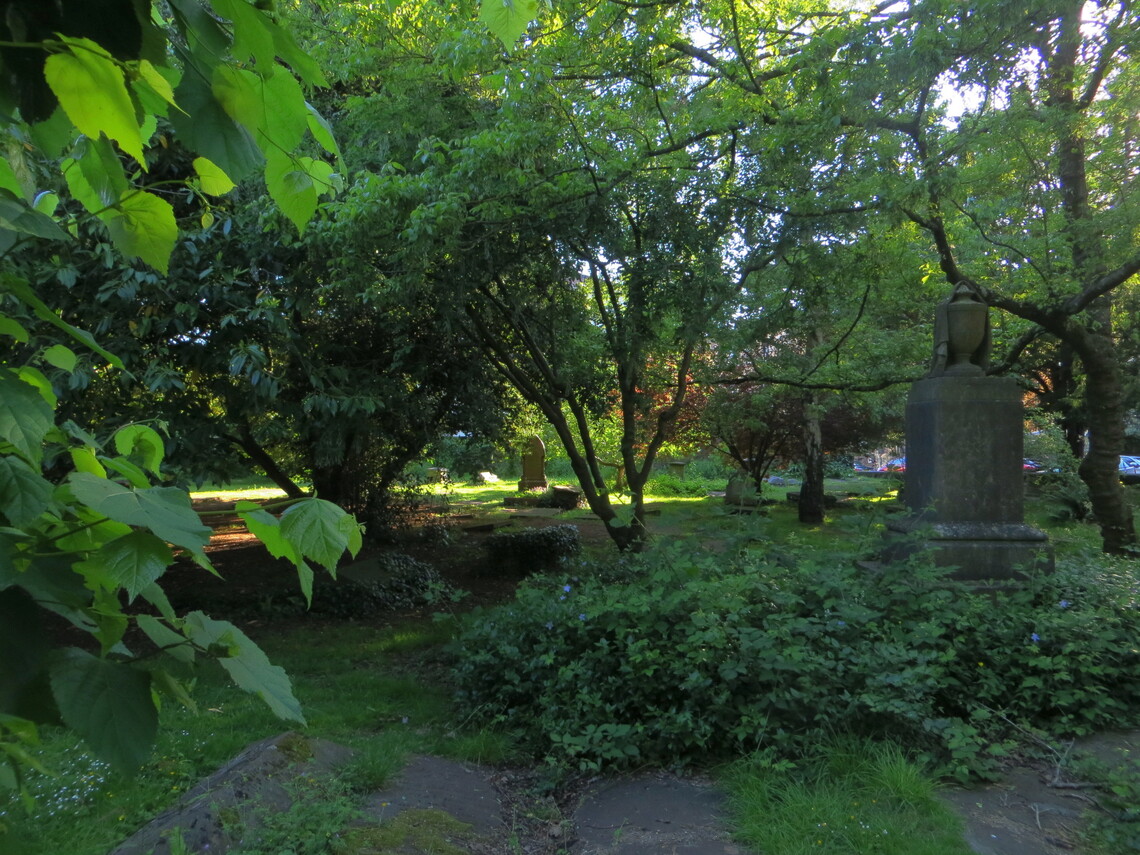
723;740;971;855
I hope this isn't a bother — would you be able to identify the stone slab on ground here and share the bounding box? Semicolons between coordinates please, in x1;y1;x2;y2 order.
109;732;353;855
571;772;744;855
359;755;505;836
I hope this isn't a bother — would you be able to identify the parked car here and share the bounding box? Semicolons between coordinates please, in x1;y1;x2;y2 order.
878;457;906;472
1023;459;1043;471
1121;456;1140;485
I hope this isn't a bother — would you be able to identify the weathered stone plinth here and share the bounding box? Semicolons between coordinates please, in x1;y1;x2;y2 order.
886;375;1052;580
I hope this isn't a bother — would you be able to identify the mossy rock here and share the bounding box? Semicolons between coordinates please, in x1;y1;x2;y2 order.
333;809;476;855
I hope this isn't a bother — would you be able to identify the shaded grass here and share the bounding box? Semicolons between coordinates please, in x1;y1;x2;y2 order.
1;621;512;855
724;740;973;855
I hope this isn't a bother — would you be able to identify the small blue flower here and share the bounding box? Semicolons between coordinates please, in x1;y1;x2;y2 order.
563;584;572;593
1059;599;1071;609
1031;632;1040;643
559;595;566;601
836;620;847;627
578;613;586;621
545;621;554;630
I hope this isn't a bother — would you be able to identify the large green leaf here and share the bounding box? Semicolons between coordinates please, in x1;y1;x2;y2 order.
171;68;264;183
0;457;53;527
279;498;360;572
479;0;538;48
212;0;275;70
68;474;211;560
182;612;304;723
76;532;174;602
44;38;145;166
102;189;178;274
113;424;166;475
49;649;156;771
62;136;129;214
214;66;308;155
265;151;318;234
235;501;313;604
0;372;53;465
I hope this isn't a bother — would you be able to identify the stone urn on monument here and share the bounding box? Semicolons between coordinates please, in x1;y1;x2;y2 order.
885;284;1052;582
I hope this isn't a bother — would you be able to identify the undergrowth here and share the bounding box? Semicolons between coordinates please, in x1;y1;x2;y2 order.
451;545;1140;782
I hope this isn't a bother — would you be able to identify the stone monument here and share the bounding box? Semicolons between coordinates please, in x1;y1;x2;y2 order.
517;435;548;491
886;284;1052;581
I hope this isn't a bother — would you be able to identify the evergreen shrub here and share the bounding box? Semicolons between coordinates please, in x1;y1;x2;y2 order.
451;547;1140;779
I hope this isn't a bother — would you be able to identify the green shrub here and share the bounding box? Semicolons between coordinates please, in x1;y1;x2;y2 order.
311;553;453;617
483;525;581;573
643;473;712;497
450;547;1140;780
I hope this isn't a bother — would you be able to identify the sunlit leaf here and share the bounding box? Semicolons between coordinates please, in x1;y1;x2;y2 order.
42;344;77;372
479;0;539;48
0;372;53;465
183;612;305;723
0;457;53;527
113;424;166;475
193;156;236;196
44;38;145;166
101;190;177;274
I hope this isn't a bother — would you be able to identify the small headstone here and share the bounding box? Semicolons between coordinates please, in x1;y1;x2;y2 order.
426;467;448;483
517;435;548;491
725;471;759;506
667;460;688;479
548;485;583;510
474;471;499;483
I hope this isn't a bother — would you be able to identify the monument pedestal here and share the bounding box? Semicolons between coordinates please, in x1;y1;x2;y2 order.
886;375;1052;580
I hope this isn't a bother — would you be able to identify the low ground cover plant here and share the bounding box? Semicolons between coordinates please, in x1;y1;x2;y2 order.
451;545;1140;780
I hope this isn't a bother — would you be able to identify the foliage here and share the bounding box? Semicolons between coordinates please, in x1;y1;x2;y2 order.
451;547;1140;780
0;399;362;796
309;554;456;619
642;473;711;498
483;525;581;573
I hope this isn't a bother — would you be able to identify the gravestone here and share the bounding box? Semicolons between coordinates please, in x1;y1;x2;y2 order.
517;435;548;491
426;467;447;483
667;460;688;479
599;460;626;492
885;284;1052;581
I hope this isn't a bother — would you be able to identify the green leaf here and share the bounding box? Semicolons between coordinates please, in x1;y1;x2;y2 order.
279;498;358;572
42;344;77;372
33;191;59;216
17;366;57;407
76;532;174;602
0;159;23;198
139;583;177;622
102;190;178;274
49;648;156;771
306;103;340;158
113;424;166;475
266;154;318;234
0;372;54;465
136;616;195;664
44;38;145;166
479;0;538;48
214;65;308;155
0;457;53;527
0;316;29;342
170;68;264;183
134;59;180;112
64;136;130;215
67;474;211;560
235;501;299;563
212;0;275;70
70;447;107;478
193;156;236;196
102;455;152;489
267;15;328;86
0;190;68;240
183;612;304;724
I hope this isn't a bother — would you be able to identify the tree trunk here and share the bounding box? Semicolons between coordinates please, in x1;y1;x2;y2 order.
1067;319;1136;554
799;391;826;524
226;423;307;499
